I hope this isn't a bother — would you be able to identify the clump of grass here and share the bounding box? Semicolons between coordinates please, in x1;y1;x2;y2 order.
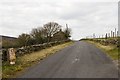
107;47;119;60
2;62;23;78
2;41;73;78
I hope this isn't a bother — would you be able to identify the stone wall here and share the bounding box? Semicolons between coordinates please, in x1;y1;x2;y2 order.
2;40;70;62
88;38;119;46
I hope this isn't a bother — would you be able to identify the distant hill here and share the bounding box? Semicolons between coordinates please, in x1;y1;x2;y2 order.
1;35;18;48
0;35;17;41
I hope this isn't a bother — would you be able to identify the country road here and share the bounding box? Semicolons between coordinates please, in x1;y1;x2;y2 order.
18;41;118;78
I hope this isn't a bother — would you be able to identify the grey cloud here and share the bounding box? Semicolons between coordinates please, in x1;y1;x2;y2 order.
0;0;118;40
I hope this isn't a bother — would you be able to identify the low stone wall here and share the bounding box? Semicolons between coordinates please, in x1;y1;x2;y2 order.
2;40;70;62
88;38;119;46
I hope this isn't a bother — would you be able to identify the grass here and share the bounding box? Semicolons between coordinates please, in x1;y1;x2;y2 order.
86;41;119;60
2;41;74;78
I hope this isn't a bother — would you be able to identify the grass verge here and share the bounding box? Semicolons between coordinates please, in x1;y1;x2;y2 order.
86;41;119;60
2;41;74;78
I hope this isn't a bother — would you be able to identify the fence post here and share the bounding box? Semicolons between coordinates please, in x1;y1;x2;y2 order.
111;31;113;37
113;32;115;38
115;28;116;37
105;33;107;39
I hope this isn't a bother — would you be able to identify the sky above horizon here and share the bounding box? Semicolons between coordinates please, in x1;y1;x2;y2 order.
0;0;118;40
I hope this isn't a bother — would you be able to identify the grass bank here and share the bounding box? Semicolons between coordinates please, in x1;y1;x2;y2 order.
86;41;119;60
2;41;74;78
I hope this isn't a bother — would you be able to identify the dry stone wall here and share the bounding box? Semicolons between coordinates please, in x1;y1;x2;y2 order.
2;40;70;62
88;38;119;46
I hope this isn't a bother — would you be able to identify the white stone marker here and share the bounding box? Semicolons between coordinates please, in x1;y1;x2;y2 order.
8;48;16;65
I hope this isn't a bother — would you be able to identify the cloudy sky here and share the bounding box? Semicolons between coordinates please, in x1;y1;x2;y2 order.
0;0;118;40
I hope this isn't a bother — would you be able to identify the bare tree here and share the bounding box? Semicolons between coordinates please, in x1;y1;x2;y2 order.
43;22;62;42
64;24;71;39
31;27;47;44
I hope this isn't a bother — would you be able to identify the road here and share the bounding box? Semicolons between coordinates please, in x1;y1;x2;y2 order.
18;41;118;78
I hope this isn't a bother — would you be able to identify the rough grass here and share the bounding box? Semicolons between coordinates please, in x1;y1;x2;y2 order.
2;41;74;78
87;41;119;60
0;65;2;78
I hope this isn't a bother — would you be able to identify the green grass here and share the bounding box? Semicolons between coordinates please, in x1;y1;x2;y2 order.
106;47;119;60
2;62;23;78
2;41;74;78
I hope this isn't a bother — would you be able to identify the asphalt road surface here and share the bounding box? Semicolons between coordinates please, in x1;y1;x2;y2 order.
18;41;118;78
